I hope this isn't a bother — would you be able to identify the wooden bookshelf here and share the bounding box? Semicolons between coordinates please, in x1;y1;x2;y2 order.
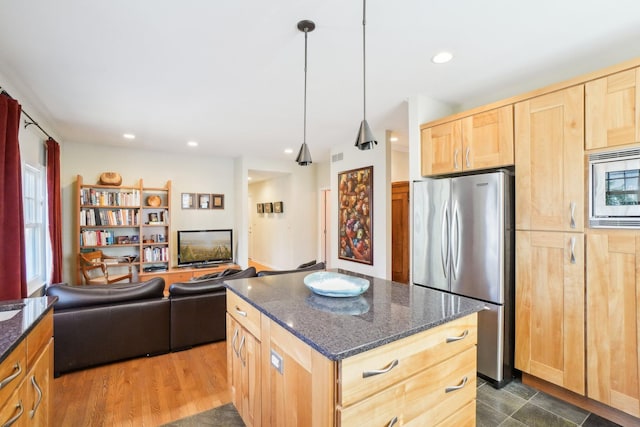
75;175;172;284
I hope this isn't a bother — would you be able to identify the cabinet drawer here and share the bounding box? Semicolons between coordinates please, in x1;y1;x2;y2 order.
339;313;477;406
227;291;261;339
0;339;26;409
0;382;28;427
338;346;476;426
435;399;476;427
26;311;52;370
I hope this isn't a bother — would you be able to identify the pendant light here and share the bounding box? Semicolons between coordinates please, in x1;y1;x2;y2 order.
296;20;315;166
354;0;377;150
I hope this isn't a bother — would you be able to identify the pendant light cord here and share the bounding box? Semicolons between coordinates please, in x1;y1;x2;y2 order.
362;0;367;121
303;28;308;144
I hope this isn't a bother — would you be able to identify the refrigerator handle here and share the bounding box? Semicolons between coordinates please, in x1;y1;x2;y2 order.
452;205;460;280
441;203;449;278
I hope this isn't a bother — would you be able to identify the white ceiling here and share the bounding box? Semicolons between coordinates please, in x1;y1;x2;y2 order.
1;1;639;163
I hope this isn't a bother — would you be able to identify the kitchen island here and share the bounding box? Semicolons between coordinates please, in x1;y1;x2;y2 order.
0;296;56;426
225;269;484;427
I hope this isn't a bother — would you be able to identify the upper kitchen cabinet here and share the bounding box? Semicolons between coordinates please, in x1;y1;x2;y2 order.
421;120;462;176
586;232;640;418
586;67;640;150
515;86;584;232
421;106;514;176
461;105;514;171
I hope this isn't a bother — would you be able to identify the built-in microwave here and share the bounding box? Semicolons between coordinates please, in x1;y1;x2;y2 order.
589;147;640;228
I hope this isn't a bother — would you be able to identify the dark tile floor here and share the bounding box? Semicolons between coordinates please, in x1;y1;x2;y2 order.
476;377;621;427
165;377;623;426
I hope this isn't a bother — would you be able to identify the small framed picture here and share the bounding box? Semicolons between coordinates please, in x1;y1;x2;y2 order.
181;193;195;209
211;194;224;209
257;203;264;214
130;235;139;243
148;212;159;223
116;235;130;244
198;193;210;209
274;201;283;213
264;202;273;213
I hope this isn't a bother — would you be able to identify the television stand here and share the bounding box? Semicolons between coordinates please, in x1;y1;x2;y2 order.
139;263;240;295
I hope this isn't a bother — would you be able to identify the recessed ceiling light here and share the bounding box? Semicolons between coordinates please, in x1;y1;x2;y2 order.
123;133;135;140
432;51;453;64
390;136;398;142
187;141;198;147
284;148;293;154
248;176;252;181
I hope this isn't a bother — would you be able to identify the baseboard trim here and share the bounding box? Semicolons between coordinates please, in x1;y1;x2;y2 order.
522;373;640;427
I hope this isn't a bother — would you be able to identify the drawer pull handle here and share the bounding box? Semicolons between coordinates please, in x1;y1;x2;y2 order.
0;362;22;389
362;359;399;378
235;306;247;317
445;376;468;393
446;329;469;343
387;416;399;427
29;376;43;419
454;148;460;170
4;400;24;426
465;147;471;168
570;236;577;265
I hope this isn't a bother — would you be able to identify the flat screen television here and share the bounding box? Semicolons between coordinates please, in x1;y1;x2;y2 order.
177;229;233;267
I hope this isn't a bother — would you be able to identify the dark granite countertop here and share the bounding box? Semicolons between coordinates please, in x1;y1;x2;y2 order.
0;296;57;364
225;269;484;361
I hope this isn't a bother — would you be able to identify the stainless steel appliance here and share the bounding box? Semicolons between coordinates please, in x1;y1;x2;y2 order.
589;147;640;228
413;169;514;387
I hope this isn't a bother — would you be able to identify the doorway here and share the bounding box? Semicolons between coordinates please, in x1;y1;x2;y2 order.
391;181;410;283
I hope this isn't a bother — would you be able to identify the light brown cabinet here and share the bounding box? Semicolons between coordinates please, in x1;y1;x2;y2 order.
0;311;53;426
515;86;584;232
586;232;640;417
586;67;640;150
515;231;585;395
261;312;477;426
421;105;514;176
227;292;261;427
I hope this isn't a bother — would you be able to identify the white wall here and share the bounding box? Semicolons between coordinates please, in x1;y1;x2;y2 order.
330;131;391;279
234;157;318;270
61;141;236;282
391;148;409;182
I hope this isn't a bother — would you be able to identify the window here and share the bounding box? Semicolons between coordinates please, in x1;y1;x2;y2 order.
23;163;47;293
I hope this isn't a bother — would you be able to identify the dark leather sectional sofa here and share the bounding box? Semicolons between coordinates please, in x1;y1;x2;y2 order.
46;267;257;376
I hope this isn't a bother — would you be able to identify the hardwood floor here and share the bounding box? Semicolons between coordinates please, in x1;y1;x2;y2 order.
53;341;230;426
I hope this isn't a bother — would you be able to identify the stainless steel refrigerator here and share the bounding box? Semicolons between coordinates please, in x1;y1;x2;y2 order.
413;169;514;387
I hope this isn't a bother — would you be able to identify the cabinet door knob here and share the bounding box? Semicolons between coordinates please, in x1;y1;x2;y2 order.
465;147;471;168
362;359;399;378
454;148;460;170
0;362;22;389
446;329;469;343
445;376;468;393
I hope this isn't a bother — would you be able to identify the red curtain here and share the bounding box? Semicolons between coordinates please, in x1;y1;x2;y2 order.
0;94;27;300
46;138;62;284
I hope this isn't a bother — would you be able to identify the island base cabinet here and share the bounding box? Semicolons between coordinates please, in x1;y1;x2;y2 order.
337;346;476;427
227;313;261;427
260;316;335;427
586;232;640;417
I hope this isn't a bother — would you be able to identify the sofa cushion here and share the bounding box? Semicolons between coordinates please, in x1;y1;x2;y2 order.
257;262;325;277
169;267;257;297
46;277;166;310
